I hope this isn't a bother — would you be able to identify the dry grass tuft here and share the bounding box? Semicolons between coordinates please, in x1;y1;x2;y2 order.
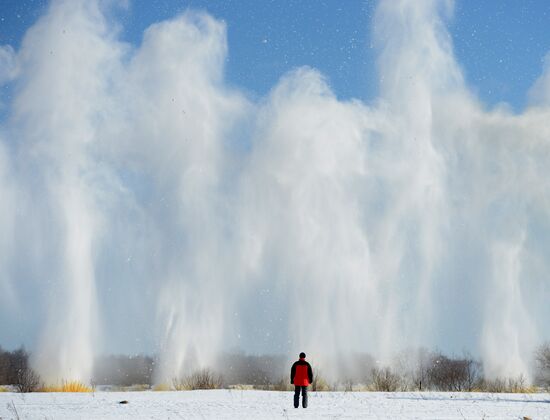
152;383;171;391
270;378;292;391
479;375;536;393
311;370;331;391
173;369;224;391
39;381;93;392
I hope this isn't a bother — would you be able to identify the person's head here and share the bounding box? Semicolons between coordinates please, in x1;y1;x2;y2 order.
299;352;306;359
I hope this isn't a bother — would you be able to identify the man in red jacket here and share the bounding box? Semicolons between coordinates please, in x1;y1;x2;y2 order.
290;352;313;408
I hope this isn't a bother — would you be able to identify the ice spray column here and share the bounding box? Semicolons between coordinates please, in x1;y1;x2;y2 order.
13;0;118;384
368;0;461;357
238;68;376;376
118;12;247;382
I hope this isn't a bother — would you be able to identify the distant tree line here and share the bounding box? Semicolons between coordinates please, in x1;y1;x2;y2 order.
0;347;41;392
1;344;549;392
93;354;154;386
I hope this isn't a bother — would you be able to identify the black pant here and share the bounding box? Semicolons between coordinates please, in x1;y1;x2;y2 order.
294;386;308;408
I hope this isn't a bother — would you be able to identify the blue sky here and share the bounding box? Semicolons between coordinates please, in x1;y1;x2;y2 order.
2;0;550;110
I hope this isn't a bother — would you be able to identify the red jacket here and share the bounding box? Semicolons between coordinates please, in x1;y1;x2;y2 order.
290;358;313;386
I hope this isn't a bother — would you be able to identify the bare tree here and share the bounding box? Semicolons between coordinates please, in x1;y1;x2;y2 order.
535;342;550;388
0;346;9;384
0;347;42;392
369;367;402;392
392;347;434;391
0;347;27;385
463;356;482;392
15;367;42;393
426;353;481;391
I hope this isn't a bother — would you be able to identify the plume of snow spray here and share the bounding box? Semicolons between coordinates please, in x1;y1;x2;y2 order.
0;0;549;383
5;0;123;383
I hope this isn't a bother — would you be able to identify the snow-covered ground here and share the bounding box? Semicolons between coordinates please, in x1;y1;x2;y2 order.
0;390;549;419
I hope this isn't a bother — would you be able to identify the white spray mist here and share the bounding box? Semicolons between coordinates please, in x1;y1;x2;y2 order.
0;0;548;384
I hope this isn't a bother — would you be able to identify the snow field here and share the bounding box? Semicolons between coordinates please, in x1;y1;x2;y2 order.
0;390;549;419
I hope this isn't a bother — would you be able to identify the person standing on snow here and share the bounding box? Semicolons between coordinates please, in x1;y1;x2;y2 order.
290;352;313;408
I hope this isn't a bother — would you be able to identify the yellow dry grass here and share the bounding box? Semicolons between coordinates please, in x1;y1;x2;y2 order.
39;381;93;392
0;386;9;392
152;383;171;391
